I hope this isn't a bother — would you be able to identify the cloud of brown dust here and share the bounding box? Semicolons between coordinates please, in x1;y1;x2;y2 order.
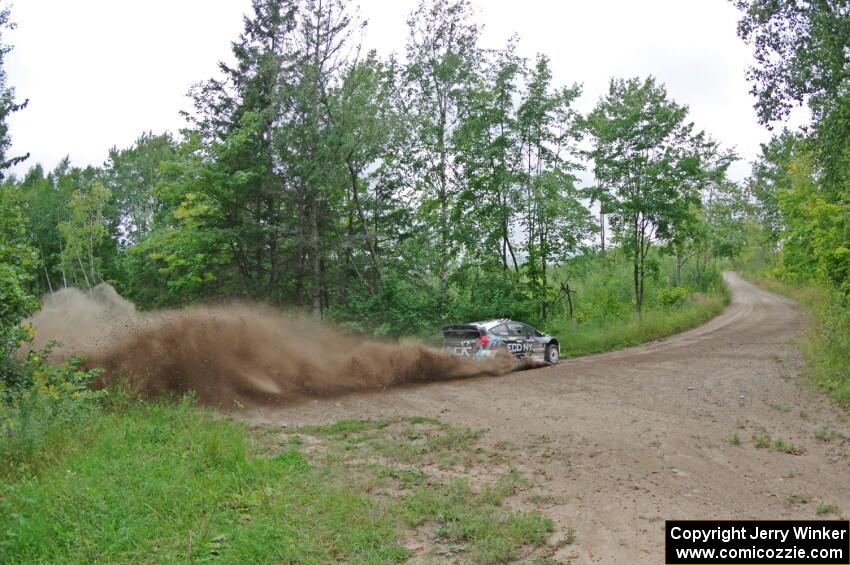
25;284;516;407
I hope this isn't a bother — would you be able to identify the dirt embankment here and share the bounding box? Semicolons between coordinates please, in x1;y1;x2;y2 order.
26;285;513;407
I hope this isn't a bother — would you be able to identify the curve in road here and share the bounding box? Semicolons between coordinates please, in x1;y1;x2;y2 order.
244;272;850;564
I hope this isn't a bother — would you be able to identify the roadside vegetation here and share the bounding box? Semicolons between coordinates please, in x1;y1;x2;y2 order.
1;0;741;340
0;391;567;563
545;252;729;357
731;1;850;409
2;393;409;563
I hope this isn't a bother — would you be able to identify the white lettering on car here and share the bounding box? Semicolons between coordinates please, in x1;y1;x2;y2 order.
506;342;533;353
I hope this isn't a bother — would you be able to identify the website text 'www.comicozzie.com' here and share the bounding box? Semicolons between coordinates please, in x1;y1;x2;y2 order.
674;545;843;562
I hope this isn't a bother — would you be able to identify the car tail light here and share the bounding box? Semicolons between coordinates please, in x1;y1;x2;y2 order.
476;335;490;348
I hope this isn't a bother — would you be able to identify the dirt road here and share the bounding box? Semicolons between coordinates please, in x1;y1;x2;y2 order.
244;273;850;563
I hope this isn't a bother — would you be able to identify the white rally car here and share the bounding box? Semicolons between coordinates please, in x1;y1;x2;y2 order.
442;319;560;365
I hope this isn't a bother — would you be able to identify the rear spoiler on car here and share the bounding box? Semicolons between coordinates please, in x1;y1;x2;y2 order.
441;324;485;339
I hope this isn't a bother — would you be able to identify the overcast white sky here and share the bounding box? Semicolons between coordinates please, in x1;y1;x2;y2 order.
7;0;780;182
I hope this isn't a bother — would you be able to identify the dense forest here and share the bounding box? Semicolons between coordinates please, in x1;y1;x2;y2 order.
0;0;747;346
738;0;850;295
1;0;848;372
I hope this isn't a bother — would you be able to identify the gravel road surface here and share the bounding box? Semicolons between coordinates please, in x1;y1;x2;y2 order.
244;272;850;563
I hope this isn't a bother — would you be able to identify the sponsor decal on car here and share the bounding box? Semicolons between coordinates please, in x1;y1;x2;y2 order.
506;342;533;353
451;339;474;357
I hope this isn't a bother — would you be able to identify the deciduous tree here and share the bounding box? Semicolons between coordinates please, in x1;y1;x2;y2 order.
586;77;728;312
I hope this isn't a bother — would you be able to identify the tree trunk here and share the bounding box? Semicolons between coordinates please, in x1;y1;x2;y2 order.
437;94;450;303
309;199;322;318
676;252;683;286
540;228;548;319
505;235;519;272
633;214;642;313
438;173;449;290
347;156;380;294
599;211;605;252
638;259;645;313
43;261;54;297
88;225;98;284
58;240;68;289
561;282;575;319
39;244;54;296
76;249;92;290
500;192;508;269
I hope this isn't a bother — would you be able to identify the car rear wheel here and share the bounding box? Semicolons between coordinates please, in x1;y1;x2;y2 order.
545;343;559;365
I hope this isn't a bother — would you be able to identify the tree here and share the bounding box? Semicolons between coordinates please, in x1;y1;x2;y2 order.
327;53;399;298
150;0;300;304
586;77;728;312
0;4;27;178
735;0;850;296
0;3;35;387
776;151;848;293
516;55;591;314
103;132;178;245
704;181;749;264
0;182;38;383
59;181;112;289
404;0;482;307
746;130;798;249
16;164;65;294
283;0;364;316
734;0;850;173
453;42;524;271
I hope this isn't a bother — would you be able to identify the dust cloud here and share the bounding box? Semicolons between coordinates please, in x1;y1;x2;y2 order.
25;284;515;407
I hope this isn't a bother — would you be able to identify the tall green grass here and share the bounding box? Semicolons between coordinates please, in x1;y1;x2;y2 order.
0;395;408;564
555;291;730;357
545;251;730;357
0;395;562;563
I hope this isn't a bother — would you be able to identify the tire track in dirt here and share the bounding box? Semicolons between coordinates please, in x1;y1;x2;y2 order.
242;273;850;563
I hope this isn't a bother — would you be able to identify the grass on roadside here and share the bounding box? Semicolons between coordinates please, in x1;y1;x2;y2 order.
288;417;560;563
815;501;841;516
557;290;730;358
543;251;730;358
1;397;562;564
0;395;408;564
751;428;803;454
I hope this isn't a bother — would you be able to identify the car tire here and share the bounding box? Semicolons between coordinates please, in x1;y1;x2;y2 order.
545;343;559;365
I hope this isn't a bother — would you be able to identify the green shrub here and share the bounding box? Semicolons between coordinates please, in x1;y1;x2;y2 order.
2;342;103;406
0;191;40;388
0;343;104;477
332;273;444;337
658;286;689;307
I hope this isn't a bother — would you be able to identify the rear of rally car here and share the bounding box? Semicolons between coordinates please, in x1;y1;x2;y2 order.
442;324;483;358
442;320;559;366
441;323;503;360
